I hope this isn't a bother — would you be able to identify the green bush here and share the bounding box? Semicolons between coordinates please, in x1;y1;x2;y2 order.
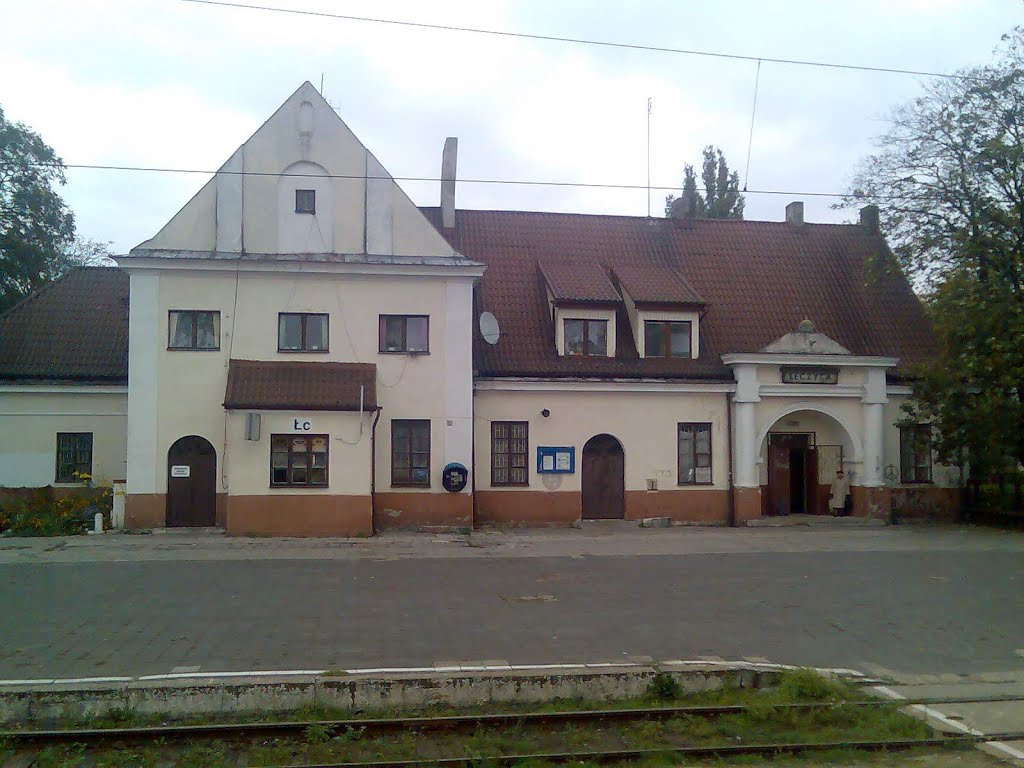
0;482;112;537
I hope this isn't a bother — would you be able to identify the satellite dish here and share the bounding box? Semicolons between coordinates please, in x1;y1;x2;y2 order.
479;311;501;345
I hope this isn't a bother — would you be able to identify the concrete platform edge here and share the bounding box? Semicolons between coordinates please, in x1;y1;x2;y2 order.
0;661;866;726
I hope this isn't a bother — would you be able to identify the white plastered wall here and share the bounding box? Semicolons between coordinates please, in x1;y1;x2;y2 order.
0;389;127;487
474;389;729;492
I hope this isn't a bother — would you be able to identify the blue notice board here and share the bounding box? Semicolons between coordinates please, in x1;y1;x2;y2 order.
536;446;575;474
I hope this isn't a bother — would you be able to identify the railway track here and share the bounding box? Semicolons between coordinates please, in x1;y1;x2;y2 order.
3;694;1022;767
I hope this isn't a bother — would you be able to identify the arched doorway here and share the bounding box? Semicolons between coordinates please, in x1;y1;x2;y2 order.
166;436;217;527
582;434;624;519
758;407;859;517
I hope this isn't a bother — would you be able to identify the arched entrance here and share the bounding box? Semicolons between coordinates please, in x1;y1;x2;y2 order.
166;436;217;527
582;434;624;519
758;407;859;517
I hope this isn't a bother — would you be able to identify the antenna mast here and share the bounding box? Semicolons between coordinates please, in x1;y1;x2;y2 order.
646;97;652;217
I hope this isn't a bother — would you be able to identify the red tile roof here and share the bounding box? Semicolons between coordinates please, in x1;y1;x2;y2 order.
422;208;936;380
224;359;377;411
611;263;704;306
0;267;129;382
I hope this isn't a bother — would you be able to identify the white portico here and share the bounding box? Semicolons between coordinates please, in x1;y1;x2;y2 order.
724;323;897;521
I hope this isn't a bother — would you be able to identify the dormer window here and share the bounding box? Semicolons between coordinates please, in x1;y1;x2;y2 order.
645;320;692;358
564;318;607;357
295;189;316;214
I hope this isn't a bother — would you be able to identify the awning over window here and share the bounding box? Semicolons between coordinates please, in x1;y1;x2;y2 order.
224;359;377;411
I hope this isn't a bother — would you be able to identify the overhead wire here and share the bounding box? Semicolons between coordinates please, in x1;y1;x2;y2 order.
6;160;879;200
179;0;985;82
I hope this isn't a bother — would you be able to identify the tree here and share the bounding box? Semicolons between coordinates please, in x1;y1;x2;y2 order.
845;29;1024;487
0;105;79;313
665;145;745;219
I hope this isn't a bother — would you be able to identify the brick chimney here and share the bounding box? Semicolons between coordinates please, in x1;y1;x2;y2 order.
785;201;804;227
860;204;880;233
670;197;695;227
441;137;457;230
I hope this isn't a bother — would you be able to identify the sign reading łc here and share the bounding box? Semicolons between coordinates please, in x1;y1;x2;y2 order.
780;366;839;385
291;418;312;431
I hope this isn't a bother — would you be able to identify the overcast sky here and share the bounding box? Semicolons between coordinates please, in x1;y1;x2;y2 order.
3;0;1020;253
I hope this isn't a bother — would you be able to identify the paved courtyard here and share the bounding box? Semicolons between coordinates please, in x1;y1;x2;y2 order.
0;524;1022;680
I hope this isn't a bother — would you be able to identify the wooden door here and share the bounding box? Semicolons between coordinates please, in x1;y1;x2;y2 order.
166;436;217;527
768;442;791;516
582;434;625;519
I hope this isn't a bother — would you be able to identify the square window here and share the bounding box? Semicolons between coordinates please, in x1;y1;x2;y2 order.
168;311;220;350
270;434;328;487
295;189;316;214
564;319;607;356
278;313;329;352
379;315;430;354
644;320;691;358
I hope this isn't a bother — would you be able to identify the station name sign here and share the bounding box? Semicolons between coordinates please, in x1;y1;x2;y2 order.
780;366;839;385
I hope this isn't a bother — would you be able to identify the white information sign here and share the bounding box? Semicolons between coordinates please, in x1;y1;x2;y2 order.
542;454;555;471
555;451;572;471
170;465;190;478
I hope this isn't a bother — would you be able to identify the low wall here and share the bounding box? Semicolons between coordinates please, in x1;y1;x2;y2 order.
0;663;793;726
373;492;473;531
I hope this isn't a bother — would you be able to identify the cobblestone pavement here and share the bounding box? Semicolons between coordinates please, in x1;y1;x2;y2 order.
0;524;1022;680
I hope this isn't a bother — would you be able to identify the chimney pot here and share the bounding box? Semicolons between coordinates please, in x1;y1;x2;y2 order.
860;204;880;233
441;137;458;230
785;201;804;227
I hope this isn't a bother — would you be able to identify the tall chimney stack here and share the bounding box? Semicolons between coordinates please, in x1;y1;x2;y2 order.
785;201;804;227
860;204;880;233
441;137;458;230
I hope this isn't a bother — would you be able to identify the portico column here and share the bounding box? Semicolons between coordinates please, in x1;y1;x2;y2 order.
857;368;888;517
731;364;762;523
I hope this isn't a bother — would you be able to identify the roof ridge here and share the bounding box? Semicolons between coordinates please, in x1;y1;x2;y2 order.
0;267;81;323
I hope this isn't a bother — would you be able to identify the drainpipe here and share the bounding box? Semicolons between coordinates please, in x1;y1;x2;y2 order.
370;408;382;533
726;391;736;527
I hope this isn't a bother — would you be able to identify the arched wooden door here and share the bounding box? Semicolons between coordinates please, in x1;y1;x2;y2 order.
166;436;217;527
582;434;625;519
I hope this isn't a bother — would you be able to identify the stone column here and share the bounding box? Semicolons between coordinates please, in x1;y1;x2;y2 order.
732;364;762;523
856;368;888;518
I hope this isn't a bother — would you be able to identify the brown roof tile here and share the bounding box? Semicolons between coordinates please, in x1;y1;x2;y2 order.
0;267;129;382
422;208;936;380
611;263;704;306
539;260;620;304
224;359;377;411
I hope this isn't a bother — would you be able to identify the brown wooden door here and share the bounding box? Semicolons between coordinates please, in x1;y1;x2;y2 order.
166;436;217;527
582;434;625;519
768;442;791;516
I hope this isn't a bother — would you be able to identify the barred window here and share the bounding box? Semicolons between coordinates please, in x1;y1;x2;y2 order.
56;433;92;483
492;421;529;486
678;423;712;485
900;425;932;484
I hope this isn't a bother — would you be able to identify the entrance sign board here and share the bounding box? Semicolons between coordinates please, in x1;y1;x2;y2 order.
781;366;839;385
170;465;190;478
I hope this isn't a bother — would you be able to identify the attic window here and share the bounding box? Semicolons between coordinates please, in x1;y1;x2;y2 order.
564;319;607;357
645;320;692;358
295;189;316;214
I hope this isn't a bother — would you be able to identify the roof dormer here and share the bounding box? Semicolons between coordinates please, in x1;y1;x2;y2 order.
539;261;619;357
610;265;705;360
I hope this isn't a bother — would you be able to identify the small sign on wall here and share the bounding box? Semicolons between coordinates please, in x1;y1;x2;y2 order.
291;418;312;431
781;366;839;385
537;446;575;474
170;465;191;478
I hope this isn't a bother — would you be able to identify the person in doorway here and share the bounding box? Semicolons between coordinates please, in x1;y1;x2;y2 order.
829;470;850;517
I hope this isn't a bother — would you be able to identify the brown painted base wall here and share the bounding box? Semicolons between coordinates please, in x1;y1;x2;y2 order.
373;492;473;531
891;486;960;521
475;491;580;527
624;490;729;523
733;487;762;525
125;494;166;529
850;486;888;519
227;495;372;537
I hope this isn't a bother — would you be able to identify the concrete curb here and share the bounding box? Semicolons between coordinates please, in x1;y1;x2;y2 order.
0;660;869;726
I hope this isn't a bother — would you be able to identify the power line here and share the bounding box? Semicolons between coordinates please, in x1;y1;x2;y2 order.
13;160;868;199
179;0;984;82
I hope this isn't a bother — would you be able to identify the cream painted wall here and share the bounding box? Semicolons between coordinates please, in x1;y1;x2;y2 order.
554;307;617;357
0;389;127;488
143;267;474;496
225;410;371;495
474;389;729;492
